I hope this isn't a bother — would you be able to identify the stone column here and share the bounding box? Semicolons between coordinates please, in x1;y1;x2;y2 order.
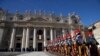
62;28;65;38
33;28;36;51
50;28;53;40
70;26;74;38
25;28;29;51
44;28;47;48
21;28;26;51
9;28;16;51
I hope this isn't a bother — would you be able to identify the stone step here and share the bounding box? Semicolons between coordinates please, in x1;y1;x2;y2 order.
17;52;57;56
0;52;25;56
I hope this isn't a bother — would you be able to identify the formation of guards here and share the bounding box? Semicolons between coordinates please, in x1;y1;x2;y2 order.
46;29;99;56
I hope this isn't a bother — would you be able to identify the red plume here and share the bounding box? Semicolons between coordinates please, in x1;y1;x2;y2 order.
67;34;71;38
74;29;80;35
87;31;93;37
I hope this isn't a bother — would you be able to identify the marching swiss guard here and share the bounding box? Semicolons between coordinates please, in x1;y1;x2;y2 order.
74;29;84;56
66;34;73;56
86;29;99;56
46;28;99;56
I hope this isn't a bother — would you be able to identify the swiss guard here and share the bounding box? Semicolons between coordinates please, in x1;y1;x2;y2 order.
74;29;84;46
86;30;99;45
86;29;99;56
74;29;84;56
66;34;72;47
65;34;73;56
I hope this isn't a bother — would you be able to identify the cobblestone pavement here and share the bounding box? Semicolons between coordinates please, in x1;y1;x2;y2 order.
17;52;57;56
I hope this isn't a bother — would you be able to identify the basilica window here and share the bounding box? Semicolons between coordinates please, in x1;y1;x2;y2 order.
71;15;76;18
30;30;33;36
74;19;78;24
71;15;78;24
65;20;68;23
30;38;33;40
56;17;60;22
16;28;23;35
18;15;23;20
47;37;50;40
17;38;21;40
9;17;13;20
29;46;32;48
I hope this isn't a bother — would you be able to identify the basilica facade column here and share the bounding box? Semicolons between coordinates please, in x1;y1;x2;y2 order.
62;28;65;38
25;27;29;51
33;28;36;51
50;28;53;40
43;28;47;48
21;28;26;51
9;28;16;51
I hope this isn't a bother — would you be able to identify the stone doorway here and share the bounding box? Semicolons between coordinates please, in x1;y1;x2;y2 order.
37;29;43;51
37;43;43;51
15;43;21;51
